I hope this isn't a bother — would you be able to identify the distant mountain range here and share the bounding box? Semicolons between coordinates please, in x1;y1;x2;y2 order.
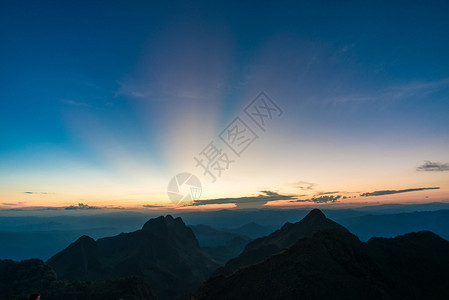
189;224;251;264
340;209;449;240
221;222;272;239
189;224;248;247
3;204;449;261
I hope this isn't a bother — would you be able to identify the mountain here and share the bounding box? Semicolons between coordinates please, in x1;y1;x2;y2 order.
195;228;449;299
47;215;219;300
5;204;449;261
0;228;121;261
349;202;449;214
201;236;250;265
223;222;272;239
175;209;313;229
244;209;348;251
0;258;155;300
216;208;348;276
189;224;248;247
339;209;449;241
188;224;251;264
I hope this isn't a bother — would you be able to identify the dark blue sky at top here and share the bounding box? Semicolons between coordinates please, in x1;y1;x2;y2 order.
1;0;448;184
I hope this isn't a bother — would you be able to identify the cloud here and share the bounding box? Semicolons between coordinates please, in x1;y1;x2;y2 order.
1;202;26;206
192;190;297;207
24;192;51;195
293;194;342;203
330;77;449;104
61;99;91;107
142;204;171;208
338;43;356;53
64;203;100;210
417;161;449;172
1;207;62;212
315;191;342;196
311;195;341;203
360;187;440;197
295;181;315;191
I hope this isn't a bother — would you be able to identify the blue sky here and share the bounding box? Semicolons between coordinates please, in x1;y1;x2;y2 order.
1;0;448;209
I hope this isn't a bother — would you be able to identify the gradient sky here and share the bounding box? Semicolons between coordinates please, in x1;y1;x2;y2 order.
1;1;448;210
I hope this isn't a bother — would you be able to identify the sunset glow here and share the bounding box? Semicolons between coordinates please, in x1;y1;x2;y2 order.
1;1;448;211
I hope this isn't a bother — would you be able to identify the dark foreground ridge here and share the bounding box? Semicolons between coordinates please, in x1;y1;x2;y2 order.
195;211;449;299
0;258;155;300
47;215;218;300
214;207;348;276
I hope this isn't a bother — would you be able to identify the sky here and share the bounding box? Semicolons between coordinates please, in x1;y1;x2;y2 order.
0;0;448;211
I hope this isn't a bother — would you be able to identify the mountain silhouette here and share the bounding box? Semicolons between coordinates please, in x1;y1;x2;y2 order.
0;258;155;299
47;215;219;300
188;224;251;264
216;208;348;276
6;209;449;299
189;224;249;247
224;222;272;239
196;230;449;299
195;210;449;300
201;236;250;265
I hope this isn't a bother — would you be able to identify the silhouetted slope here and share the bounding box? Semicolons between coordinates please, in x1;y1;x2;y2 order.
246;208;348;250
0;259;155;300
217;208;349;275
189;224;249;247
46;235;102;280
0;258;57;299
196;227;449;299
202;236;250;265
48;215;219;300
340;209;449;240
224;222;272;239
366;231;449;298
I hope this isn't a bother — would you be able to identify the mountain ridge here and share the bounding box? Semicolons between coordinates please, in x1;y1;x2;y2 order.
0;258;155;299
47;215;218;300
215;208;349;276
196;227;449;299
